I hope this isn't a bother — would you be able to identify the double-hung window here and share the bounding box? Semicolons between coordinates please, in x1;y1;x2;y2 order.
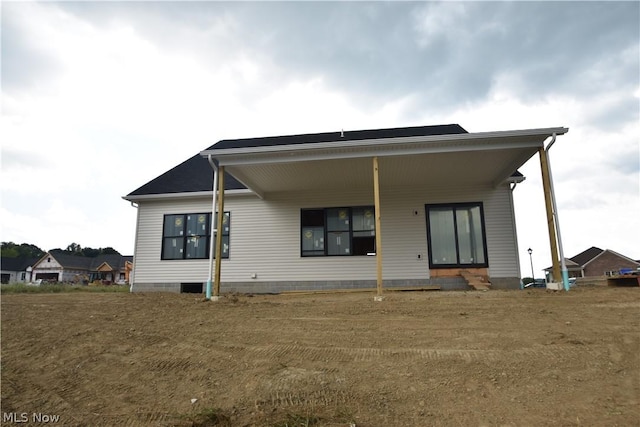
426;203;488;268
301;206;375;257
162;212;230;260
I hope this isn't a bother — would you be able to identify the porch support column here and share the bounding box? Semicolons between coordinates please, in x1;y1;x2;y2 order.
373;157;384;300
206;158;218;300
539;148;561;282
213;166;226;298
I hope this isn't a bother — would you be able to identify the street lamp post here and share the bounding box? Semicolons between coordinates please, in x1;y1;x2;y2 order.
528;248;535;285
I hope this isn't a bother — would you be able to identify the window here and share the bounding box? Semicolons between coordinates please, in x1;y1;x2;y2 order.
426;203;488;268
161;212;230;260
301;206;375;257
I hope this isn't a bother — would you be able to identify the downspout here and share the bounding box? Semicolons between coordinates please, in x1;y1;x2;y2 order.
545;134;570;291
129;201;139;293
508;180;522;288
206;155;219;300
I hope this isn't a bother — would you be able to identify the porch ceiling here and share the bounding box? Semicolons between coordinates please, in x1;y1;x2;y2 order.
202;127;568;197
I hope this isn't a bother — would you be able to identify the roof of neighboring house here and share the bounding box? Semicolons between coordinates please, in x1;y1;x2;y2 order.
33;251;133;272
207;124;469;150
545;246;640;271
570;246;604;266
1;257;38;272
126;154;246;197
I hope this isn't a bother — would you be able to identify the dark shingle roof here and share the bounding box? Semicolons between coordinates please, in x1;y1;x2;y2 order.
208;124;468;150
127;124;467;197
570;246;604;266
46;251;131;271
1;257;38;272
126;154;246;197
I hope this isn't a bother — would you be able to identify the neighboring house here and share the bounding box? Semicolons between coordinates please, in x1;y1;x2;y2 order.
0;257;37;284
31;251;133;284
124;124;568;293
545;247;640;282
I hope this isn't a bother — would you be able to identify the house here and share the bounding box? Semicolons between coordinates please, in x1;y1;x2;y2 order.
544;247;640;282
31;251;133;284
124;124;569;294
0;257;37;284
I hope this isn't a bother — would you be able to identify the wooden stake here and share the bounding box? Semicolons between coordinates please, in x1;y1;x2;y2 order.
539;148;561;282
214;166;225;297
373;157;383;297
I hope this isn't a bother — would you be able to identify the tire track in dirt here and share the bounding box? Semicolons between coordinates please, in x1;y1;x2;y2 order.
148;357;193;372
79;411;173;427
216;343;594;363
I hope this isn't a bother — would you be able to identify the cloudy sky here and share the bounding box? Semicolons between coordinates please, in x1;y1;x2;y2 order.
2;1;638;277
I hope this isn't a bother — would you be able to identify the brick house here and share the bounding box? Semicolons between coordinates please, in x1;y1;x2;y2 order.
545;247;640;281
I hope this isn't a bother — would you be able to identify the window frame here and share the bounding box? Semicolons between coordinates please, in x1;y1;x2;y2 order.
300;206;376;257
425;202;489;269
161;212;230;260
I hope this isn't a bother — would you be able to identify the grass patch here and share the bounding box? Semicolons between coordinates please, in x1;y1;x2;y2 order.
0;283;129;294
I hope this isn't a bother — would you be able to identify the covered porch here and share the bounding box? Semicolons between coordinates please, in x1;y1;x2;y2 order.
201;126;569;297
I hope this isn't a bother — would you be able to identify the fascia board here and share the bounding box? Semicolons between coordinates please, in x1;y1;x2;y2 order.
213;135;555;167
201;127;569;159
122;189;256;202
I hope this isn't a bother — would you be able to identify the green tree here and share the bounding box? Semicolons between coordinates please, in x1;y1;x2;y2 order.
1;242;45;258
100;247;121;255
66;243;83;254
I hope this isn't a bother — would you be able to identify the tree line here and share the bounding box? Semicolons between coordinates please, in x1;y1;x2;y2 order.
1;242;121;259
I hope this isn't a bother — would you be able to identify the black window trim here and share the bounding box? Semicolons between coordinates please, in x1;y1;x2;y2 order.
161;212;230;260
300;206;376;257
425;202;489;269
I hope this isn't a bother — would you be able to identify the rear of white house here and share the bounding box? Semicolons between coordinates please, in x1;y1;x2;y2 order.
124;124;568;293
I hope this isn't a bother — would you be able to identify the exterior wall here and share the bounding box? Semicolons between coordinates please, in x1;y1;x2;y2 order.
1;270;20;284
584;251;640;277
32;257;89;283
33;256;63;282
131;183;521;292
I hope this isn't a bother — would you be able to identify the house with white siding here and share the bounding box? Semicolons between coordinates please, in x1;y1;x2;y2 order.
31;251;133;284
124;124;568;294
1;257;37;284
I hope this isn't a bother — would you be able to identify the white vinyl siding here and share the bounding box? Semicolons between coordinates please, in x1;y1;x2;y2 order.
131;183;520;286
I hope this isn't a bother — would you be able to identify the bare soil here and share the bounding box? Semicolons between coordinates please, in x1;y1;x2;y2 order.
1;286;639;426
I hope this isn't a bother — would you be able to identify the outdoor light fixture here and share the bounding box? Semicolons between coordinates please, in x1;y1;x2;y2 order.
528;248;535;285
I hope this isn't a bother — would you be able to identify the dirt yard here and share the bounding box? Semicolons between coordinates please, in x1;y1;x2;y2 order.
1;286;638;426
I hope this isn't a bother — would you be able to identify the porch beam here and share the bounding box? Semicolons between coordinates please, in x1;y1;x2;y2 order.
214;166;226;297
201;127;569;159
214;140;545;167
373;156;384;299
539;148;561;282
